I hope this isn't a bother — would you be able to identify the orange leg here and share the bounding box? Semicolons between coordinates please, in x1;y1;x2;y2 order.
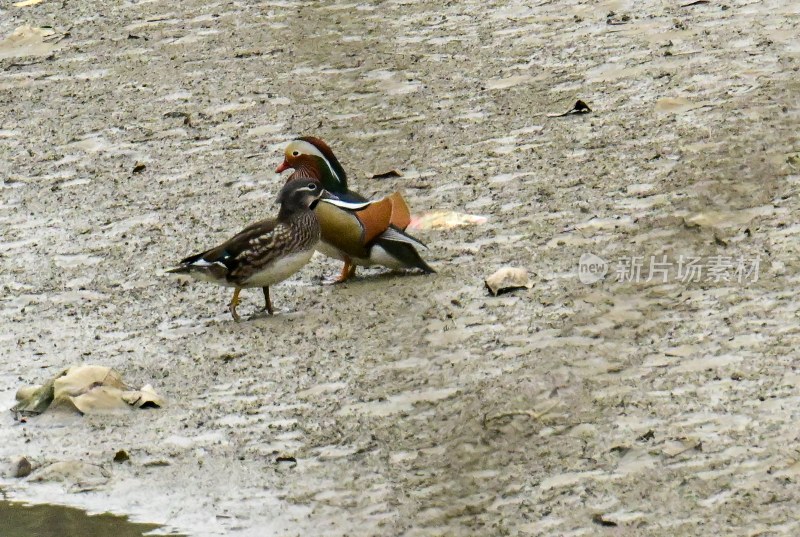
228;288;242;322
333;259;357;283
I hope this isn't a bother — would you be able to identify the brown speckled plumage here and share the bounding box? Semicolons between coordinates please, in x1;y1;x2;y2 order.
167;179;322;320
223;211;319;286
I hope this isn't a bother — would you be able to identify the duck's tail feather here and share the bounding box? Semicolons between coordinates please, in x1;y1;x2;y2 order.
374;231;435;274
378;226;428;250
166;254;229;281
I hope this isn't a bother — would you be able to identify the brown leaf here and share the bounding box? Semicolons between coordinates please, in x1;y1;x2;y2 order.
485;267;533;296
547;99;592;117
0;25;61;59
407;210;488;231
371;170;402;179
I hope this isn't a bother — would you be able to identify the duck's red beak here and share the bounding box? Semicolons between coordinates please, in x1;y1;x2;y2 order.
275;159;291;174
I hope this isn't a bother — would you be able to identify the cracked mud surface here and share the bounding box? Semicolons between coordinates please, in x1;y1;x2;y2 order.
1;0;799;535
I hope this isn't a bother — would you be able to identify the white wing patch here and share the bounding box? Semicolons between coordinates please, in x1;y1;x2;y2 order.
321;198;373;211
191;259;227;268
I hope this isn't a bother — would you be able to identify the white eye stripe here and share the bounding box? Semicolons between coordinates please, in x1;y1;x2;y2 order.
292;141;322;158
291;183;319;194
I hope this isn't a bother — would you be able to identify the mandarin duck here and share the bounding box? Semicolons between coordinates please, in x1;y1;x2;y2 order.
275;137;435;283
167;178;323;321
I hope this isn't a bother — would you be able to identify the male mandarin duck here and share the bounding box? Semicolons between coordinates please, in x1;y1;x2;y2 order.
167;178;323;321
275;136;435;283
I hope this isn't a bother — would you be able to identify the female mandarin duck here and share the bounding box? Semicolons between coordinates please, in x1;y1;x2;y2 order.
275;137;435;283
167;178;323;321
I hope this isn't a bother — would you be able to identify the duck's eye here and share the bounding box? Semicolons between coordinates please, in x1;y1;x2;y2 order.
292;151;300;157
307;183;317;190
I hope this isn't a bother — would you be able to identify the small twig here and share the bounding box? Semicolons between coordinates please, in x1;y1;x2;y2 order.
483;401;559;428
5;60;44;70
667;50;704;57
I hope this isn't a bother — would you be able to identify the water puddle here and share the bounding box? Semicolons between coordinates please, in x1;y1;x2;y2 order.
0;499;185;537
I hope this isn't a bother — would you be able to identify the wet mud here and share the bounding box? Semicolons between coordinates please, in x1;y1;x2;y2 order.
1;0;799;536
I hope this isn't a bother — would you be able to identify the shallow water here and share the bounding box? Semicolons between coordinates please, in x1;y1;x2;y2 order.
1;0;798;535
0;500;183;537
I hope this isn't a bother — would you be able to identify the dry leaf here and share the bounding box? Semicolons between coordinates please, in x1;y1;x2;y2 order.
407;210;488;231
13;381;55;415
0;26;59;60
11;365;164;416
122;384;166;409
69;386;131;414
13;0;45;6
371;170;402;179
53;365;125;400
15;384;43;401
485;267;533;296
547;99;592;117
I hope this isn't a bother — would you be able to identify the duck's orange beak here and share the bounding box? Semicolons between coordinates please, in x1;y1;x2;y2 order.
275;159;291;173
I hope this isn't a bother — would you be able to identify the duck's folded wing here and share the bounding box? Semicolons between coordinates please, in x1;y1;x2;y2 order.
386;192;412;230
170;219;280;276
353;197;393;244
319;196;393;246
315;200;370;258
328;190;411;232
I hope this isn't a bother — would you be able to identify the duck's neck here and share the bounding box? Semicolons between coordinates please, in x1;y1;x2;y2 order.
278;204;306;222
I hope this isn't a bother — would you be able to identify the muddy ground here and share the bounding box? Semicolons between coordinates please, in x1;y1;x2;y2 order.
1;0;799;535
